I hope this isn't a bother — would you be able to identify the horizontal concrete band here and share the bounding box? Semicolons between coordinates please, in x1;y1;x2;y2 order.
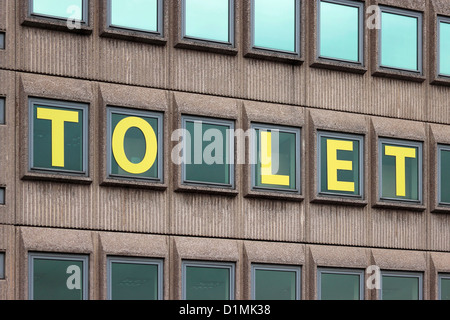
0;226;449;300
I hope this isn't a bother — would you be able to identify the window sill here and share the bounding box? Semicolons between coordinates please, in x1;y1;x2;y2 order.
100;27;166;45
431;205;450;214
372;67;426;83
175;37;238;56
245;188;304;202
372;199;426;212
244;48;303;65
175;183;239;197
100;177;167;190
21;17;93;35
310;58;367;74
21;171;92;185
311;194;367;207
431;74;450;87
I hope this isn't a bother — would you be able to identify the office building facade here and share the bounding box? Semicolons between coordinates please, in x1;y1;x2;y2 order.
0;0;449;300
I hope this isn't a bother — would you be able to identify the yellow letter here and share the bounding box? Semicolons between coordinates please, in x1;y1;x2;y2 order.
327;139;355;192
260;131;290;186
36;107;79;167
112;117;157;175
384;145;416;197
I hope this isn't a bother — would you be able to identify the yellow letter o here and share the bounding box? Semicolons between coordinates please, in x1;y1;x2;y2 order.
112;117;158;175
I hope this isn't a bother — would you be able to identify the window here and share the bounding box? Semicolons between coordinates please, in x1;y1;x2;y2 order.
0;97;5;124
0;32;4;50
252;264;301;300
107;0;162;35
28;253;89;300
438;145;450;206
30;0;88;23
318;0;364;64
318;132;363;198
0;252;4;279
107;107;163;182
438;16;450;77
379;138;422;203
182;116;234;188
107;257;163;300
380;271;422;300
182;0;234;45
0;188;4;205
182;261;235;300
251;124;300;193
251;0;300;54
29;98;89;176
379;6;422;72
317;268;364;300
439;274;450;300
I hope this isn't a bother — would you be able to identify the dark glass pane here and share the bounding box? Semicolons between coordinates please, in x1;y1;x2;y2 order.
184;0;230;42
33;258;84;300
110;113;159;179
32;0;83;20
111;262;159;300
0;32;4;50
0;253;4;279
185;266;231;300
185;121;231;185
110;0;158;32
320;1;360;62
441;278;450;300
381;143;419;201
253;0;296;52
381;11;419;71
382;275;420;300
255;129;296;190
254;269;297;300
440;149;450;203
320;272;361;300
0;98;5;124
320;136;360;196
32;105;84;173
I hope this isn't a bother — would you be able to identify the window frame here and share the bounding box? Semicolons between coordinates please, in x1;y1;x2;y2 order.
0;252;4;279
439;273;450;300
250;123;301;194
378;138;423;204
251;264;301;300
181;0;235;46
0;187;4;205
106;256;164;300
28;97;89;177
437;144;450;206
106;107;164;183
317;267;365;300
250;0;301;56
182;260;235;300
0;97;5;124
28;252;89;300
380;270;423;300
378;6;423;74
437;16;450;78
317;131;364;199
0;32;5;50
181;115;235;189
29;0;89;25
106;0;163;36
317;0;364;65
